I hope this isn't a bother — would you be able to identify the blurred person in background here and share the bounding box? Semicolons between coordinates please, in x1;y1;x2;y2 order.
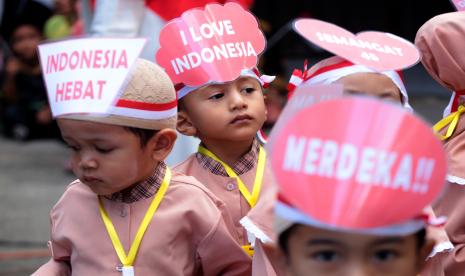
0;21;59;140
43;0;83;40
260;78;287;139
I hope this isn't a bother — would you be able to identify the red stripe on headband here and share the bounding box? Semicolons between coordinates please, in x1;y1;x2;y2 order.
396;70;404;82
116;98;177;111
277;193;294;206
305;60;355;81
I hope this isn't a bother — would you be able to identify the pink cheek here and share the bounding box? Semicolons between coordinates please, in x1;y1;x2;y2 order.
69;158;81;174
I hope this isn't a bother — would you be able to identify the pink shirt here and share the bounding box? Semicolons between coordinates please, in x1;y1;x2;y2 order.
174;153;275;246
175;149;279;276
33;172;251;276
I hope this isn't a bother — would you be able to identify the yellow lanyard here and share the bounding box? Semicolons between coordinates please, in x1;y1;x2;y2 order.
198;145;266;208
98;167;171;274
433;105;465;141
198;145;266;257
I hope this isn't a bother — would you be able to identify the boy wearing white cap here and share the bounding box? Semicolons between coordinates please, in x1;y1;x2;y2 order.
33;40;251;275
266;97;447;276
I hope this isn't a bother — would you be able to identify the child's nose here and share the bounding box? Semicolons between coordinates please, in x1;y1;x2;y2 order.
229;91;247;110
345;263;371;276
78;152;98;170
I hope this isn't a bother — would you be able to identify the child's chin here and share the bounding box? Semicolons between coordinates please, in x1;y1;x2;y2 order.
83;183;113;196
228;132;257;142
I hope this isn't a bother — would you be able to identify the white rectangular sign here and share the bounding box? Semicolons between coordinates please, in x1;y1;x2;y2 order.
38;38;146;117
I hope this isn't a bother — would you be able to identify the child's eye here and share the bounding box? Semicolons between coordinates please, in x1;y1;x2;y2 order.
373;249;398;262
311;250;340;262
95;146;114;154
242;87;255;94
208;93;224;100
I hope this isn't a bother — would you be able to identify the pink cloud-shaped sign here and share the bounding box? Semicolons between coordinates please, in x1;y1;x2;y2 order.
272;98;447;230
156;3;265;86
294;19;420;71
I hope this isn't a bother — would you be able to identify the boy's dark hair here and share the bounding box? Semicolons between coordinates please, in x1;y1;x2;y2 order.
278;224;427;255
415;228;426;249
124;126;158;147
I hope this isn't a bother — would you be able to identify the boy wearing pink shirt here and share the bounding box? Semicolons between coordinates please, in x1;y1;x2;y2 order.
156;3;278;260
33;48;251;275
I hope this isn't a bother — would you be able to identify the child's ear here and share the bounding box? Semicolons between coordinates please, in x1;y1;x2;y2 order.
417;238;435;271
177;110;197;137
148;129;177;161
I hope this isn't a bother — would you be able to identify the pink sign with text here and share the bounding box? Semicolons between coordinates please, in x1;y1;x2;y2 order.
271;97;447;229
294;19;420;71
38;38;146;117
156;2;265;86
266;84;344;153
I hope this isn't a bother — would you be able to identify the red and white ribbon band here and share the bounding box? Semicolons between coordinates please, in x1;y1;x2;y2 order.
287;60;310;98
109;98;178;120
416;213;447;227
256;128;268;144
287;69;305;98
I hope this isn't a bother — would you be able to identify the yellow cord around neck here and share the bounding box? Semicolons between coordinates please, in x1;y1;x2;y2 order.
433;105;465;140
98;167;171;271
198;145;266;208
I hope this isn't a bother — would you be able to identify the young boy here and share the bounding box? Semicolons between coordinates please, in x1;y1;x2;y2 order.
1;22;59;140
33;53;251;275
286;55;453;264
267;97;447;276
174;69;275;252
287;56;413;110
152;3;277;257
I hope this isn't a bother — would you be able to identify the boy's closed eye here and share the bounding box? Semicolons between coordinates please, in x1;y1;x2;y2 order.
94;146;115;154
